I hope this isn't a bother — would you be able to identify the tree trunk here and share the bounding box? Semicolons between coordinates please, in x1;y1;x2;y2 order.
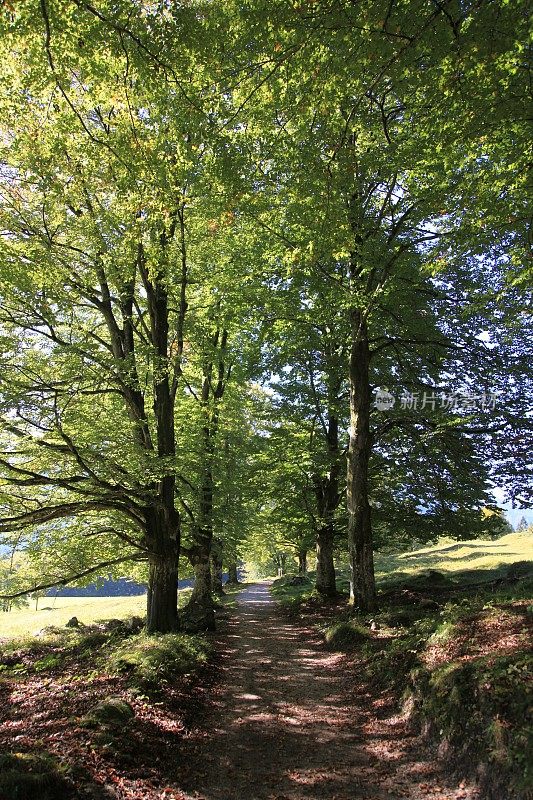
183;458;216;629
183;439;216;629
183;324;228;629
211;538;225;595
145;501;180;633
226;561;240;585
298;550;308;574
346;309;377;612
147;555;179;633
313;403;341;598
184;549;215;631
315;526;337;596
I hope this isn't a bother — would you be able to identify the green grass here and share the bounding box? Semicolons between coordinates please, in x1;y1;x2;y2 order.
0;610;211;698
0;595;147;639
270;532;533;611
327;585;532;793
374;530;533;586
270;575;315;615
0;589;194;640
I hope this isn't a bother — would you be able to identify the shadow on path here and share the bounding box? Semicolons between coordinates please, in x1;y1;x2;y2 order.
181;583;480;800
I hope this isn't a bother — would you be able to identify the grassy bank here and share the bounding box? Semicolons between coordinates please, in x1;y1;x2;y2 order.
342;579;533;799
0;609;212;799
374;530;533;586
271;532;532;799
272;531;533;609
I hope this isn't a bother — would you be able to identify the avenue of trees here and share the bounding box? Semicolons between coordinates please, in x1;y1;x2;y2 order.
0;0;531;631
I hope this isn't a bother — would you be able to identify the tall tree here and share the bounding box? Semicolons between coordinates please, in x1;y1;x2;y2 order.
0;0;227;631
231;0;531;609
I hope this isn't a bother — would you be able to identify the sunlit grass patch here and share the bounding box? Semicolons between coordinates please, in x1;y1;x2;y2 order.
374;531;533;587
270;574;315;615
0;595;147;640
0;588;195;640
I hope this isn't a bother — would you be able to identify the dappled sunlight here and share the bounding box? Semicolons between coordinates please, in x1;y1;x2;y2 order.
180;582;483;800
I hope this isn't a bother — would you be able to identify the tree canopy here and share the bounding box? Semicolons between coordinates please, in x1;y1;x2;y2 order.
0;0;530;630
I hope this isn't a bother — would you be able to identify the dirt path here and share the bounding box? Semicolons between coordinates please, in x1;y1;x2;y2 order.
182;583;481;800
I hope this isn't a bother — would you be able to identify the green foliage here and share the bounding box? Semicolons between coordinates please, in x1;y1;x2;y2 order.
33;654;62;672
0;0;530;609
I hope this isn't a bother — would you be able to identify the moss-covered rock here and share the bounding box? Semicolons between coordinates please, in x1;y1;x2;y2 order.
325;620;371;651
81;697;134;729
0;752;69;800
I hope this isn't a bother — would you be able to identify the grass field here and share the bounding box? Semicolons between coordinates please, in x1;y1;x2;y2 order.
0;588;195;640
2;532;531;640
0;595;147;639
374;530;533;585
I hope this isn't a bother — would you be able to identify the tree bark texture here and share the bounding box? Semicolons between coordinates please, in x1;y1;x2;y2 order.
346;309;377;612
211;538;225;595
145;502;180;633
184;546;215;631
313;381;341;597
226;562;240;585
183;325;228;630
315;528;337;596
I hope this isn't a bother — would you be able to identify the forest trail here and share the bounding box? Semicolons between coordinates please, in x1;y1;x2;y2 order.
182;583;481;800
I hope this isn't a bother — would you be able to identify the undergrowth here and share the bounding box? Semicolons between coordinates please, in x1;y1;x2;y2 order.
0;617;211;696
321;573;533;798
